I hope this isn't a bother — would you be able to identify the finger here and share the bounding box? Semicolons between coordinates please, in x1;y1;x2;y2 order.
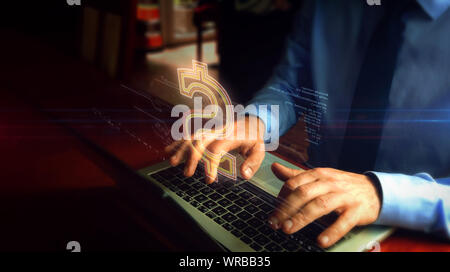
269;180;335;229
271;162;303;181
277;169;320;201
184;141;204;176
240;145;265;179
170;141;190;166
239;145;252;157
317;209;358;248
184;137;215;177
282;193;347;235
164;140;182;155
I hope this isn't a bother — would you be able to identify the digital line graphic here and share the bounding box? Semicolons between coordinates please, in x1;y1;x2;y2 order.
177;60;237;180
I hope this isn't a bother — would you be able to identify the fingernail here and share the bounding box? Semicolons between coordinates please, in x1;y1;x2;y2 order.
244;167;253;178
207;176;216;184
284;219;293;230
268;217;279;229
320;236;329;246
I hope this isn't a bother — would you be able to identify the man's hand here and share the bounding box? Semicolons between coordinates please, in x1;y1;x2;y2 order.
269;163;381;248
164;115;266;183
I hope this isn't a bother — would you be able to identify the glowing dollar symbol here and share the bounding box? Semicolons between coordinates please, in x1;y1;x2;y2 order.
177;60;237;180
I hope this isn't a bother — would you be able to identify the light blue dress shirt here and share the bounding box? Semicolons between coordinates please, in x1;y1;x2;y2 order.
248;0;450;238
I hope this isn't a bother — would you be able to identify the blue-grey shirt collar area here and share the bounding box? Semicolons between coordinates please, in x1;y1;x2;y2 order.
416;0;450;19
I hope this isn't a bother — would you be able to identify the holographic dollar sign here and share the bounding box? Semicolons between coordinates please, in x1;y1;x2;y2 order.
177;60;237;180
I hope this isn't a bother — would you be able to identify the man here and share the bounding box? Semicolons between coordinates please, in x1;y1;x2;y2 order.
166;0;450;248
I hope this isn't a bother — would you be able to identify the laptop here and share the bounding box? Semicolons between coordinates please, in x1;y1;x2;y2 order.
84;84;394;252
139;151;394;252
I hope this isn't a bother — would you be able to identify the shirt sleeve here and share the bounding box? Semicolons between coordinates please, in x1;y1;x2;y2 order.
246;1;315;137
367;171;450;239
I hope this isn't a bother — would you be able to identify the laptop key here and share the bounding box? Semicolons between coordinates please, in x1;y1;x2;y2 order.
191;182;205;190
212;207;227;216
281;241;299;252
206;211;217;219
231;230;243;238
185;177;197;183
242;227;258;238
177;184;191;191
208;183;222;190
248;218;263;228
235;199;249;207
239;191;253;199
158;169;173;179
259;203;275;213
223;223;233;231
222;213;237;222
214;217;225;225
196;176;206;183
170;178;184;185
198;206;209;213
183;196;193;202
299;222;325;239
186;189;199;196
265;243;283;252
269;232;286;244
258;225;275;236
244;205;259;213
217;199;232;207
254;234;270;246
289;233;305;246
226;193;240;201
230;186;243;193
227;204;241;213
175;174;186;180
194;195;208;203
254;211;268;221
176;191;185;197
184;177;197;185
217;188;229;195
240;236;252;244
200;187;213;195
236;211;252;221
250;243;263;251
190;200;200;207
222;181;234;188
193;173;203;180
209;193;222;201
204;200;217;209
232;220;248;230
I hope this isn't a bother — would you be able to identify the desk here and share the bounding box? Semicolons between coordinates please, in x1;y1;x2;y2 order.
1;29;449;252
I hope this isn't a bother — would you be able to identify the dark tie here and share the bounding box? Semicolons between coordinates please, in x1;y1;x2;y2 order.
338;1;416;173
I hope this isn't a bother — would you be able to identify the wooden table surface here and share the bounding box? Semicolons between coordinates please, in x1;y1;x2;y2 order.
1;29;449;252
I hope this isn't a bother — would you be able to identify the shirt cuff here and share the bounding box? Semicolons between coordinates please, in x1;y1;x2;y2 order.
366;171;440;232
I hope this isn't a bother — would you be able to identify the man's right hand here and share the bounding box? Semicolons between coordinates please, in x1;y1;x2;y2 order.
164;115;266;184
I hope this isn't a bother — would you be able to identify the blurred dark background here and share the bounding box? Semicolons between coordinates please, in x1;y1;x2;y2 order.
0;0;303;252
2;0;302;103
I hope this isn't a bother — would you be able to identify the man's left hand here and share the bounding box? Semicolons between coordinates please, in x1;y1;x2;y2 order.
268;163;382;248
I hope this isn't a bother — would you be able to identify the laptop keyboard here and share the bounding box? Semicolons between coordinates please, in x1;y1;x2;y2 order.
148;163;327;252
